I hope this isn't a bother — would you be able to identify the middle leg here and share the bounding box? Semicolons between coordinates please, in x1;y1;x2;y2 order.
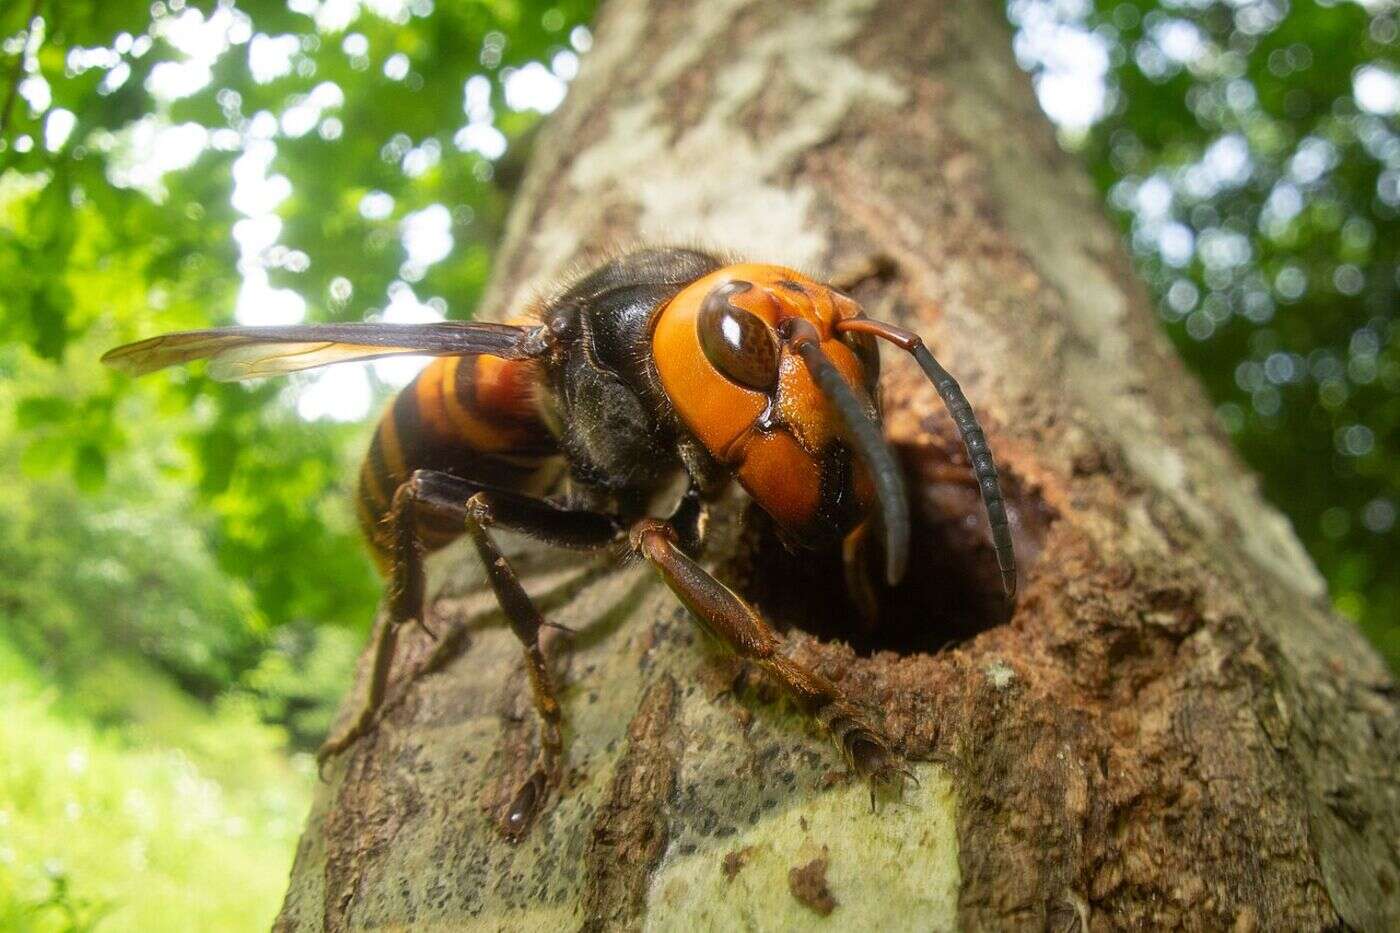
320;469;620;837
432;475;621;837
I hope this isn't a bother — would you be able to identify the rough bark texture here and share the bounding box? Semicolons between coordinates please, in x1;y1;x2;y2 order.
277;1;1400;929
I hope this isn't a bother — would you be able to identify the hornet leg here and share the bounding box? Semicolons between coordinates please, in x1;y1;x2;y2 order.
630;519;912;803
317;470;619;824
316;473;434;770
460;489;619;838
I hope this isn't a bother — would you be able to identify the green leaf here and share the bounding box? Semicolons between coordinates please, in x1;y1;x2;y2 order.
15;395;72;428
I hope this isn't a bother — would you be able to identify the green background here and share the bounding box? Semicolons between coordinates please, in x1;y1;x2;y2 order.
0;0;1394;928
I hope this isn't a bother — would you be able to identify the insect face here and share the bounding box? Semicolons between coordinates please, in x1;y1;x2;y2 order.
652;264;889;557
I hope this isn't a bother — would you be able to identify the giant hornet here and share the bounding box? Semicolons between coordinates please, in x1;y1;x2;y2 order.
104;248;1015;836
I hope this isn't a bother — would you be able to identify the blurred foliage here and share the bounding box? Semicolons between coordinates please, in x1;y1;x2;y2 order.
0;348;365;745
0;0;1395;920
1;0;595;648
1013;0;1398;666
1;342;259;695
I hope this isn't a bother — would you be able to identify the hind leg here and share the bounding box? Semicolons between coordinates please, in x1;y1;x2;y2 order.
316;475;430;771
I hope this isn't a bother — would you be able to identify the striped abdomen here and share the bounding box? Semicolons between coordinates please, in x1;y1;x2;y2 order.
356;353;558;571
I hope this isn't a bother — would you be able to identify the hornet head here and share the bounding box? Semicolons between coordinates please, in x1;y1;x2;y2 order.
650;264;908;583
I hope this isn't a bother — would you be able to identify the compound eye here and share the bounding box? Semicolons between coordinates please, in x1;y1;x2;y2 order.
698;284;779;392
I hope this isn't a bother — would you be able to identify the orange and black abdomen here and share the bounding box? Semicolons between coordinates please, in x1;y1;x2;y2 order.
356;353;558;572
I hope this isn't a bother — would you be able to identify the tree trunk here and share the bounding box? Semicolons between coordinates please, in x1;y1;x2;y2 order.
276;0;1399;929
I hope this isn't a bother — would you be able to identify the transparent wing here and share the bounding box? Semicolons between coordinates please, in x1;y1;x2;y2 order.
101;322;540;381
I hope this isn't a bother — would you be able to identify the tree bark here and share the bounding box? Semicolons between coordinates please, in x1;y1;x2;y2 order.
276;1;1400;929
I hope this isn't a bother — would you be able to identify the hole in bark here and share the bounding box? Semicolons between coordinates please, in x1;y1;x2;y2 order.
730;443;1053;656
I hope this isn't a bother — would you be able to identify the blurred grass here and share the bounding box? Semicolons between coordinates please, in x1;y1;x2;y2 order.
0;637;313;932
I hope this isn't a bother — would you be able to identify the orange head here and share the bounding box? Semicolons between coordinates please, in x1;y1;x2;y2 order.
652;263;908;581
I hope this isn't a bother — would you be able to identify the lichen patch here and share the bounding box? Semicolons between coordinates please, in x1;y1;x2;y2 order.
642;765;958;931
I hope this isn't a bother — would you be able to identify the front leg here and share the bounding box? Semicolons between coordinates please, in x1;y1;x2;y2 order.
630;519;912;800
